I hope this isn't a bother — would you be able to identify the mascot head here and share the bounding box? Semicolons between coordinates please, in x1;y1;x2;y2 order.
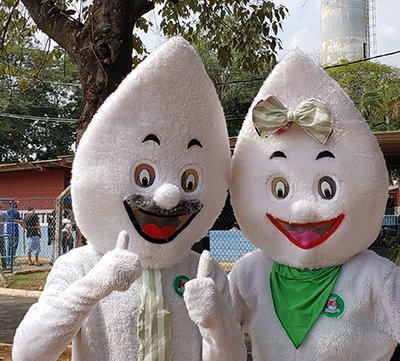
72;37;230;269
230;50;388;269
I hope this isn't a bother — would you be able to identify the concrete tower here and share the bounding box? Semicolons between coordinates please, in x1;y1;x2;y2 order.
321;0;375;66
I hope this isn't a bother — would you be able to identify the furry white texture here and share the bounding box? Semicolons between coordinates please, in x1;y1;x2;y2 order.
14;38;242;361
13;247;235;361
230;49;388;269
229;249;400;360
72;36;230;269
184;250;247;361
153;183;181;210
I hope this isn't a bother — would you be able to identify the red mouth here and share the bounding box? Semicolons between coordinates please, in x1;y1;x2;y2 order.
266;213;345;249
142;224;177;239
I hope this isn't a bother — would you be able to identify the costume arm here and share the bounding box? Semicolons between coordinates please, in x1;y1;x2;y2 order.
228;263;252;334
184;251;247;361
12;231;141;361
380;259;400;341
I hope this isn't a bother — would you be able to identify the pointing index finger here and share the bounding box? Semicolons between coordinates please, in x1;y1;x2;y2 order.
197;250;213;279
116;230;129;250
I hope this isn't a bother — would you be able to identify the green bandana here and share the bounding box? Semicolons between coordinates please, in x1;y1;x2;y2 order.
138;268;171;361
270;262;341;349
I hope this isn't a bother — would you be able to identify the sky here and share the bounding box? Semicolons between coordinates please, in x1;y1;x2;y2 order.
35;0;400;69
140;0;400;68
277;0;400;67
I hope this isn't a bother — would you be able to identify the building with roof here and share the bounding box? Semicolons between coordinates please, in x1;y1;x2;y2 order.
0;131;398;213
0;155;73;210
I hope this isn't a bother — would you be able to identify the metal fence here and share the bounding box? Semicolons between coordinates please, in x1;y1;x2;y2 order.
1;191;399;289
207;197;256;272
0;194;75;288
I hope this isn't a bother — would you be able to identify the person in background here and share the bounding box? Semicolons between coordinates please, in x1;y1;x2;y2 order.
23;206;42;266
7;202;22;257
0;204;8;269
47;210;56;265
396;214;400;244
61;215;74;254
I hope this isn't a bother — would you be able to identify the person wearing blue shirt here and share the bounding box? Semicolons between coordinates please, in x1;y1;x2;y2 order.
0;204;8;269
7;203;21;257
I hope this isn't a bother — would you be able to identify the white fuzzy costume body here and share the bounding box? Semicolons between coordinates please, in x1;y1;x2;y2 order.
229;50;396;360
230;250;400;361
15;246;231;361
13;37;245;361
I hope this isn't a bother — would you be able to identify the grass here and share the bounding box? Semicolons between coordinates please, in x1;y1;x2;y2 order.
0;261;233;291
0;271;49;291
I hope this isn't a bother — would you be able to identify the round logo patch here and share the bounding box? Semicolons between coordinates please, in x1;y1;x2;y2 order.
322;293;345;318
173;275;190;298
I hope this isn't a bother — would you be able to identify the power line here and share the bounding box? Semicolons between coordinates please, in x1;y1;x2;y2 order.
0;60;81;88
2;111;246;123
217;50;400;85
215;77;266;86
1;48;398;128
323;50;400;69
0;112;77;123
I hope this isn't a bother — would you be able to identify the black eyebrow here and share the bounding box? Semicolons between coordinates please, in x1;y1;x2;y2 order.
270;151;287;159
142;134;160;145
316;151;335;160
187;139;203;149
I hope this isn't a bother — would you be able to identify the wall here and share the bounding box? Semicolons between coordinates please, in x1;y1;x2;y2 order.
0;169;70;210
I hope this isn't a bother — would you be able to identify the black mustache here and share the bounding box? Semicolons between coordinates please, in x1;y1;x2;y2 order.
123;193;202;217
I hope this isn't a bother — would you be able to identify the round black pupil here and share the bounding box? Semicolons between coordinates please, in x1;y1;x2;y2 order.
142;177;148;186
324;188;331;197
277;188;284;198
187;181;193;190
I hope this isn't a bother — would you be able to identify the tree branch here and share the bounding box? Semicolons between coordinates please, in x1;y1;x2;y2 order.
0;0;20;50
132;0;155;22
20;0;84;59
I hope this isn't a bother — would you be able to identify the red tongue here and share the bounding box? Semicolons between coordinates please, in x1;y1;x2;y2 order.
142;223;176;239
288;230;321;248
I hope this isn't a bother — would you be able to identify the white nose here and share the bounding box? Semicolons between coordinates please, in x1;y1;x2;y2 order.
153;183;181;210
291;199;317;223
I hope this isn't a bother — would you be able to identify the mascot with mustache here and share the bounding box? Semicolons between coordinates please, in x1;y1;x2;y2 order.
13;37;245;361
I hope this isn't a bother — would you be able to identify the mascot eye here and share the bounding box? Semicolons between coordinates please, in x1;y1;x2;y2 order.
134;163;156;188
318;176;336;200
181;168;200;193
271;177;289;200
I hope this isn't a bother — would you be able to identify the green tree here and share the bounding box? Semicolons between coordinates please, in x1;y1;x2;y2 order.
1;0;288;142
197;44;273;136
326;61;400;131
361;83;400;131
0;43;80;162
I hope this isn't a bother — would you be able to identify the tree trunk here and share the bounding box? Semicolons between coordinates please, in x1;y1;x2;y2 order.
74;0;154;246
21;0;154;142
76;0;154;142
385;115;390;131
21;0;155;247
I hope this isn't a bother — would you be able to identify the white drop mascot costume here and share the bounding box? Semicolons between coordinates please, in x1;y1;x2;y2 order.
229;50;400;360
13;37;245;361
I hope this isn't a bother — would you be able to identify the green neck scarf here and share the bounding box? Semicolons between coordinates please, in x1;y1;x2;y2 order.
138;268;171;361
270;262;341;349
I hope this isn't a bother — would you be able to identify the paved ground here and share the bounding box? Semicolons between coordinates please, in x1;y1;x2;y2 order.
0;293;399;361
0;295;36;344
0;294;73;360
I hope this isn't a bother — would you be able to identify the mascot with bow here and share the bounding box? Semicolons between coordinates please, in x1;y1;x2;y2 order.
229;50;400;360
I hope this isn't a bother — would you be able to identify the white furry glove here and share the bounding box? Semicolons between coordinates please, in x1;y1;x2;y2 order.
13;230;141;361
89;230;142;295
184;251;219;328
184;251;246;361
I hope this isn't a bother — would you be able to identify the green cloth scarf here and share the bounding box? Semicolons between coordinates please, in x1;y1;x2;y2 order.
270;262;342;349
138;268;171;361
